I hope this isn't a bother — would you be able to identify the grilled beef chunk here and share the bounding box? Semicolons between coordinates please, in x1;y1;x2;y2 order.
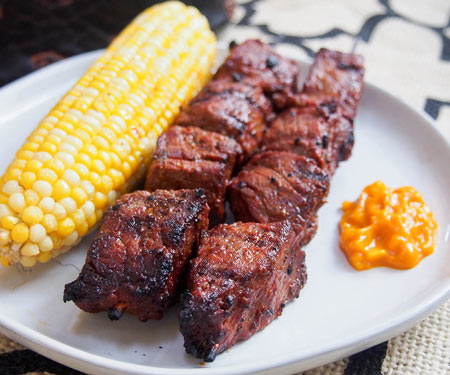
214;39;299;109
145;126;241;225
260;104;353;175
64;189;209;322
303;48;364;121
245;151;329;216
180;221;307;362
228;152;329;244
175;80;272;160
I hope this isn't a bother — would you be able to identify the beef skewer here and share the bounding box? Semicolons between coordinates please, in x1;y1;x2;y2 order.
181;48;364;361
229;48;364;232
179;220;306;362
64;189;209;321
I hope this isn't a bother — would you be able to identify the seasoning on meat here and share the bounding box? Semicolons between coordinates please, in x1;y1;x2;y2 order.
63;189;209;322
175;80;272;160
145;126;241;226
214;39;299;109
179;221;307;362
228;152;329;244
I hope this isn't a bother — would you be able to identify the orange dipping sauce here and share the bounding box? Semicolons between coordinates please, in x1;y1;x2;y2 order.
339;181;437;271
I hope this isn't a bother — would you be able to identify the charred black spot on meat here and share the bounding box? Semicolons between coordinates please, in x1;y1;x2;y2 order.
232;72;242;82
287;265;292;275
238;181;247;189
108;307;125;321
266;55;279;68
180;309;194;323
204;347;218;362
163;219;185;247
229;40;237;49
322;134;329;148
225;295;234;306
337;61;360;70
294;137;301;145
270;177;276;184
317;99;337;117
194;188;206;198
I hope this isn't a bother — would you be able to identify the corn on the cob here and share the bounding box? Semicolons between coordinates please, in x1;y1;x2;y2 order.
0;1;216;267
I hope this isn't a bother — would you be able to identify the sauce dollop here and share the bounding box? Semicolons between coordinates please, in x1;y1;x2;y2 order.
339;181;437;270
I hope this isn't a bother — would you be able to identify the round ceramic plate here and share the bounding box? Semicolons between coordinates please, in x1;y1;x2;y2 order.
0;48;449;375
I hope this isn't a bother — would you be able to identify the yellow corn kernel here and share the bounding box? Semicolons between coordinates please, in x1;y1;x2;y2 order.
52;180;71;201
22;206;44;225
59;197;77;214
2;216;19;230
8;192;26;213
2;180;23;196
11;223;29;243
37;252;52;263
42;214;58;233
33;180;53;198
44;158;65;176
39;197;56;213
24;190;40;206
20;255;37;268
25;160;43;174
57;217;75;237
21;242;40;257
93;192;107;209
29;224;46;243
39;236;54;252
37;168;58;184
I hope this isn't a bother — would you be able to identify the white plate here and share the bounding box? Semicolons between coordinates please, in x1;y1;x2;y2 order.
0;48;449;375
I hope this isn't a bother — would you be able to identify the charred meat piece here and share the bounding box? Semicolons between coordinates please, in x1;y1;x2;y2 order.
214;39;299;109
63;189;209;322
150;125;243;173
303;48;364;121
260;104;353;174
145;126;241;225
228;152;329;244
245;151;330;216
180;221;307;362
175;80;272;160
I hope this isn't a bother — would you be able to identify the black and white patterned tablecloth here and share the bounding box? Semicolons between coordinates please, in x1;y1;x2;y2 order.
0;1;449;374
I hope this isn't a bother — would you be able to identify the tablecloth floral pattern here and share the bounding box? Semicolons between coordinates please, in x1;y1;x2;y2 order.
0;0;449;374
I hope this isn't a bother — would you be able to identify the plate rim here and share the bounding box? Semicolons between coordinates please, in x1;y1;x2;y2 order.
0;48;449;375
